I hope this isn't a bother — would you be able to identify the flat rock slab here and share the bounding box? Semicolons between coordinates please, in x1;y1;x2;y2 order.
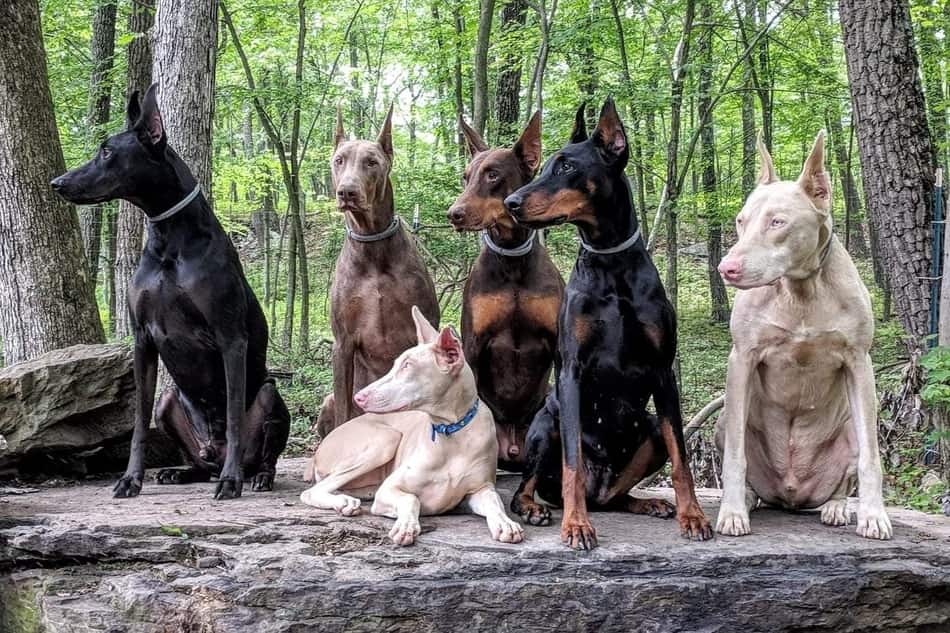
1;458;949;633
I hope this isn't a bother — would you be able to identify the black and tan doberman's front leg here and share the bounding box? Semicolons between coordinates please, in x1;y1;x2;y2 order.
511;396;558;526
601;428;675;519
114;335;159;498
558;371;597;550
654;367;713;540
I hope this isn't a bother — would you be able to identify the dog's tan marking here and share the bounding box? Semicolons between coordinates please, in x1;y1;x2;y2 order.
572;316;595;345
470;292;515;337
560;459;596;548
660;419;713;540
523;189;593;224
643;323;665;352
601;439;659;502
521;293;560;334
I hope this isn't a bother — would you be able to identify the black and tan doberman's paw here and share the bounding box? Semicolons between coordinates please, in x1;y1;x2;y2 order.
214;477;244;500
629;497;676;519
560;516;597;550
112;474;143;498
251;471;275;492
679;504;714;541
511;496;553;526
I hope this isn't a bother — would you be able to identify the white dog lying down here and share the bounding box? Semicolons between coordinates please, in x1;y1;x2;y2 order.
715;131;892;540
301;307;524;546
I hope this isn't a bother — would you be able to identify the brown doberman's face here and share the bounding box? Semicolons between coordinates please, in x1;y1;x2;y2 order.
447;113;542;232
330;106;394;217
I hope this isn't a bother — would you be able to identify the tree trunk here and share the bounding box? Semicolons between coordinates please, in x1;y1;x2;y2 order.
916;3;948;170
698;0;729;323
78;0;117;285
472;0;495;136
452;1;465;157
740;0;756;193
0;0;104;366
839;0;937;339
151;0;217;196
493;0;526;144
113;0;154;340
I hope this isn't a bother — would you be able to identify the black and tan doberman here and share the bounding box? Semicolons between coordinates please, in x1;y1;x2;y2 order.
503;99;713;549
447;113;564;472
51;84;290;499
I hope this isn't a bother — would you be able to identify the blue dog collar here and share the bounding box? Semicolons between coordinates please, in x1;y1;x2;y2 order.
431;399;480;442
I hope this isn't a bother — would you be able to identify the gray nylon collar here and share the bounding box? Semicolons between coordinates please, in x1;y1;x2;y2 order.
481;229;536;257
579;225;642;255
147;184;201;223
346;216;401;242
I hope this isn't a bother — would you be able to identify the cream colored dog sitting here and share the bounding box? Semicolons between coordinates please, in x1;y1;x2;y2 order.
715;131;892;540
301;306;524;546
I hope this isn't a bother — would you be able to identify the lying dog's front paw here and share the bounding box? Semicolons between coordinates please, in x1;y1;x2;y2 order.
389;516;421;546
333;494;362;516
679;504;714;541
560;516;597;550
856;504;892;540
251;471;275;492
819;498;851;527
715;506;750;537
214;477;244;500
112;474;142;498
488;515;524;544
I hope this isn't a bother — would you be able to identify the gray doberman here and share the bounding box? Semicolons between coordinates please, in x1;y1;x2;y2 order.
316;107;440;438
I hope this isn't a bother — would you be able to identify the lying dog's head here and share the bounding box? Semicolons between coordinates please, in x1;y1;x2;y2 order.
447;113;541;231
331;105;394;216
503;99;629;236
354;307;470;417
718;132;832;289
50;83;180;210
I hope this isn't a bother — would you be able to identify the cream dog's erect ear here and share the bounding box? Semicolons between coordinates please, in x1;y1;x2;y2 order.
798;130;832;213
756;132;777;186
412;305;438;344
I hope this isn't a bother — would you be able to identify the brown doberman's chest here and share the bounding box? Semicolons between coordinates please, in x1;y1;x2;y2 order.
467;290;560;338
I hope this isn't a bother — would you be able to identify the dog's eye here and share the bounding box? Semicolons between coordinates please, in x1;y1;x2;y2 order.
770;217;786;229
485;170;498;182
557;162;574;175
333;156;344;166
100;146;112;160
365;159;377;167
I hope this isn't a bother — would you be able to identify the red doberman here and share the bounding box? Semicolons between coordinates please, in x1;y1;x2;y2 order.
317;106;440;436
447;113;564;472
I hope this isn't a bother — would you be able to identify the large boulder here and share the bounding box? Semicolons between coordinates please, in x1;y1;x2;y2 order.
0;344;178;476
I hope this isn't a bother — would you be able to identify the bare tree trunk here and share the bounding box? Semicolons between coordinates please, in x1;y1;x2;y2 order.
493;0;526;144
472;0;495;136
151;0;217;196
740;0;756;192
840;0;937;338
78;0;117;285
452;1;465;157
0;0;104;365
114;0;154;340
698;0;729;323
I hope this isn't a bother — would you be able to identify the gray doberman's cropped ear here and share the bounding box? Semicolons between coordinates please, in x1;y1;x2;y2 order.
377;104;394;159
459;116;489;157
137;83;165;147
797;130;831;213
513;111;542;174
412;306;438;345
592;97;628;163
570;103;588;144
334;105;347;149
756;132;777;185
126;90;142;130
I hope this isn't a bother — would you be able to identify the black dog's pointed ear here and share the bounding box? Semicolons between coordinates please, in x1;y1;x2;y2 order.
570;103;588;144
592;97;628;165
126;90;142;130
136;83;166;148
459;116;488;157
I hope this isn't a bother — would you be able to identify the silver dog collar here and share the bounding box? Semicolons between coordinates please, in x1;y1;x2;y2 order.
481;230;536;257
579;225;642;255
346;216;401;242
148;184;201;223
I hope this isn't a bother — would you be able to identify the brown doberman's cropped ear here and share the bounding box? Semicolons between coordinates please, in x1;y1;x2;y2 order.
377;103;394;159
756;132;778;186
570;103;588;144
412;306;438;345
434;326;463;373
137;83;165;148
459;116;489;157
126;90;142;130
514;111;542;174
334;105;346;149
797;130;831;213
592;97;627;163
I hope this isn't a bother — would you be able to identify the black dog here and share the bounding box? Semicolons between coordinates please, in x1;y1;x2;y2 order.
503;99;712;549
51;84;289;500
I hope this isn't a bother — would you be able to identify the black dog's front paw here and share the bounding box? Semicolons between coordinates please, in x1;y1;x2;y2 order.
251;471;275;492
156;468;185;485
511;495;552;526
113;474;143;498
214;477;244;500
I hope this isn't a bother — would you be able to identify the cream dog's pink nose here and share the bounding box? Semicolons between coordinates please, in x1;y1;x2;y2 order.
718;258;743;281
353;389;370;409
